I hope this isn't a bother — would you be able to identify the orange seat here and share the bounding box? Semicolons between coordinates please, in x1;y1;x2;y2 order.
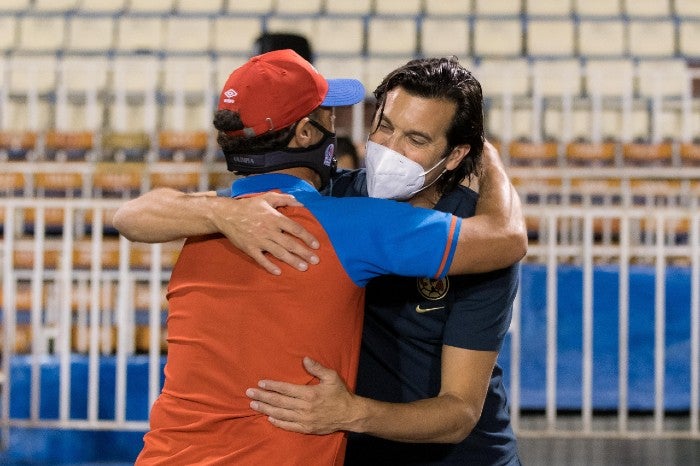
29;170;86;229
508;140;559;166
629;179;684;208
72;238;122;269
150;162;202;191
0;172;26;196
566;141;616;166
130;240;184;269
159;131;208;149
680;143;700;166
45;130;94;160
92;161;145;197
622;142;673;166
0;131;37;160
13;246;62;270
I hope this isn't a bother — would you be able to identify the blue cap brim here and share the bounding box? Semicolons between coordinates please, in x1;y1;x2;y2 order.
322;78;366;107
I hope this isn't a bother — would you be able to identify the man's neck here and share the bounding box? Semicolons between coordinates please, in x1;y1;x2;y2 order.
408;185;441;209
273;167;321;190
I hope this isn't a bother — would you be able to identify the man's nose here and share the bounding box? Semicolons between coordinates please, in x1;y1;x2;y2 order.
372;132;402;153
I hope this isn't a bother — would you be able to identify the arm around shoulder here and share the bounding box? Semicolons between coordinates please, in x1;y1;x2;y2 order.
113;187;222;243
449;141;527;274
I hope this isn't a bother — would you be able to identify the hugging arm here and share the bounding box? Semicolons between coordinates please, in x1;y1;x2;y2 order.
247;347;495;443
112;187;320;275
448;140;527;274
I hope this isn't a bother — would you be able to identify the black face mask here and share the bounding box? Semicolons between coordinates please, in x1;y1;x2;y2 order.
225;119;337;190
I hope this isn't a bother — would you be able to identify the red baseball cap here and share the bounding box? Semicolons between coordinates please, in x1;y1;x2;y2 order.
218;49;365;137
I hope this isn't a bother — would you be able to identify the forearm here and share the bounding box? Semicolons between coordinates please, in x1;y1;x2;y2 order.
113;188;223;242
349;393;478;444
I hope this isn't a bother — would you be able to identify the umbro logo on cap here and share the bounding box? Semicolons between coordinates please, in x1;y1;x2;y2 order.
223;88;237;104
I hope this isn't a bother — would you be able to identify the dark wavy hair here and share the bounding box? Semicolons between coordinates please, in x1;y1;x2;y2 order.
372;56;485;194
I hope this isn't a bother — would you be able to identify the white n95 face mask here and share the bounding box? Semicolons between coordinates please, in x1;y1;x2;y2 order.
365;140;447;200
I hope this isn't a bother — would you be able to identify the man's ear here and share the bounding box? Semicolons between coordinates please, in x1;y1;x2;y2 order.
289;117;315;149
445;144;470;171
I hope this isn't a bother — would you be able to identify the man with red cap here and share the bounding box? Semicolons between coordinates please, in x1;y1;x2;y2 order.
131;50;525;465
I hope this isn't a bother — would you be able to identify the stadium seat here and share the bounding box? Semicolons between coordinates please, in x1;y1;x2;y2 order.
0;131;37;161
623;142;674;166
44;131;94;161
627;20;676;58
364;56;413;93
177;0;223;14
527;20;575;56
0;16;17;53
324;0;372;15
109;55;160;133
29;169;88;231
531;59;581;143
569;178;623;241
161;56;215;134
17;15;66;53
115;16;164;53
275;0;323;15
313;17;365;55
680;143;700;166
585;59;634;97
421;17;469;58
508;141;559;166
474;0;521;15
578;20;625;57
570;178;623;203
72;238;122;269
574;0;622;16
675;0;700;16
56;56;110;133
212;17;262;55
66;16;115;53
149;162;203;192
129;239;184;270
6;54;58;132
583;59;635;143
479;58;531;143
525;0;573;15
225;0;274;15
566;141;616;166
367;17;418;56
0;171;25;197
92;161;145;198
102;131;151;162
424;0;471;16
77;0;127;13
127;0;175;14
162;17;211;54
314;56;365;83
679;21;700;58
637;59;688;98
0;0;30;12
477;58;530;98
623;0;671;17
157;131;209;161
488;106;538;146
34;0;79;11
374;0;422;15
473;18;523;57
